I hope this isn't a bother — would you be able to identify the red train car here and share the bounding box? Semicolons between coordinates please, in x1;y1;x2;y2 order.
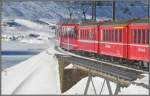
59;19;79;50
99;20;128;58
128;19;149;63
58;18;149;67
78;21;99;53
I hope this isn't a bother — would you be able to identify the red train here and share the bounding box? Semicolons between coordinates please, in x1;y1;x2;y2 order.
57;18;149;67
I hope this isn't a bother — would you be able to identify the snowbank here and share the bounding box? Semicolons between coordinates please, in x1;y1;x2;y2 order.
2;39;61;95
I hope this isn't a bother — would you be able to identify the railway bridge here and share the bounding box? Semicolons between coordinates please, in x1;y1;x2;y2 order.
55;47;148;95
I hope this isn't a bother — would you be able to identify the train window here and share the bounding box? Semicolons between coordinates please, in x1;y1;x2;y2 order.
147;29;149;44
115;29;118;42
112;30;114;42
80;30;83;39
83;30;85;40
138;29;141;44
86;30;88;40
119;29;122;42
109;30;111;41
107;30;109;41
92;29;94;40
93;29;95;40
142;29;145;44
84;30;86;40
86;30;87;40
109;29;110;41
105;30;107;41
79;30;81;39
108;30;110;41
106;30;108;41
106;30;109;41
130;29;133;43
134;29;137;44
103;30;105;41
104;30;106;41
82;30;84;40
109;29;112;42
82;30;84;39
85;30;87;40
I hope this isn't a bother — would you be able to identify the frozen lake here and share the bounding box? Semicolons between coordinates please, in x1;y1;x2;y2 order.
1;40;51;69
2;55;33;69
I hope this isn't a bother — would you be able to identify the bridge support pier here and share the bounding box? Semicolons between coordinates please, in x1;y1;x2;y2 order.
84;73;121;95
57;57;88;93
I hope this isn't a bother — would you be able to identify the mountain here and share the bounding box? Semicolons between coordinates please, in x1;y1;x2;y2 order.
2;0;148;23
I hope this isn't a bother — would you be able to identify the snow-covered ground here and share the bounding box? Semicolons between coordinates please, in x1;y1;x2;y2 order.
2;38;149;95
2;39;61;94
64;76;148;95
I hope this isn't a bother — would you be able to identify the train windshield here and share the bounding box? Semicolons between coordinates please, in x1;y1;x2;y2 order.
67;28;77;39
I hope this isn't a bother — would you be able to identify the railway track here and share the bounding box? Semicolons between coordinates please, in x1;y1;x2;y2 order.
55;47;149;89
55;53;142;81
55;46;145;73
56;47;149;81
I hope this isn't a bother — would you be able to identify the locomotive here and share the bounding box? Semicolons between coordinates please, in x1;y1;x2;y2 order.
56;18;149;68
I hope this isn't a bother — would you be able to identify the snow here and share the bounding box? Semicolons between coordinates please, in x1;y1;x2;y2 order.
14;19;49;31
64;76;148;95
64;77;117;95
2;41;50;51
2;39;61;95
65;63;73;69
134;74;149;85
20;38;45;44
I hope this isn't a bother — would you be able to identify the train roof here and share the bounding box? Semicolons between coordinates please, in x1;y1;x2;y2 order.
130;18;149;24
102;18;149;26
79;19;99;27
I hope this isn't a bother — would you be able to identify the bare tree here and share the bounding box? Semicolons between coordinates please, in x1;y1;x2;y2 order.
67;6;75;19
80;1;91;20
63;1;76;19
